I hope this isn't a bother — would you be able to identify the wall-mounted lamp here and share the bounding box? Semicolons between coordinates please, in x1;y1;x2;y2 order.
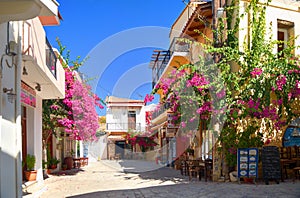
217;7;225;18
35;83;41;92
23;66;28;75
23;61;28;75
3;87;16;103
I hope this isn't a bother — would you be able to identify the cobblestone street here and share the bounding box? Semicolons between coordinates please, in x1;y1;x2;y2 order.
24;160;300;198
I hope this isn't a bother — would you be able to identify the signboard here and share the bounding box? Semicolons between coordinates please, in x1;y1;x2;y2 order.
261;146;281;185
167;113;179;128
166;128;176;137
21;81;36;107
237;148;258;184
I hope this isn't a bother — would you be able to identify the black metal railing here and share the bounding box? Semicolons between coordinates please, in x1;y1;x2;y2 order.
106;123;142;131
151;102;171;120
152;51;171;87
46;38;57;79
151;37;190;88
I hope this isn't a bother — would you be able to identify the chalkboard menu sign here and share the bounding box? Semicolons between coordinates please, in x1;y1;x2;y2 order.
261;146;281;185
237;148;258;184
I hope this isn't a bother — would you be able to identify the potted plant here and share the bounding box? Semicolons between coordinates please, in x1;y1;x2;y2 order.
48;157;60;169
62;163;67;171
24;154;37;181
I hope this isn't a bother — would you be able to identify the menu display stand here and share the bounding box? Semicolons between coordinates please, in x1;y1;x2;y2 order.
237;148;258;184
261;146;281;185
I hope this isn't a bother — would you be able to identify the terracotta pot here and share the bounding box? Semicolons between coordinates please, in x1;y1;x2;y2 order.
64;157;73;170
243;177;254;183
24;170;37;181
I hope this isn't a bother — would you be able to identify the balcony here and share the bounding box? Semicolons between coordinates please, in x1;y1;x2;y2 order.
46;38;57;78
150;37;190;88
151;102;171;121
21;19;65;99
0;0;59;23
170;1;212;40
106;123;142;131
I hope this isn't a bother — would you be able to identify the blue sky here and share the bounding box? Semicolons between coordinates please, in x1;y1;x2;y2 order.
45;1;186;115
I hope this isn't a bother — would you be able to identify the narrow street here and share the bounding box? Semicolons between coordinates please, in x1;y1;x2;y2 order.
24;160;300;198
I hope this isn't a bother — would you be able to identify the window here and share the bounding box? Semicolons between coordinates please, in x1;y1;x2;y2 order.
128;111;136;130
277;19;294;56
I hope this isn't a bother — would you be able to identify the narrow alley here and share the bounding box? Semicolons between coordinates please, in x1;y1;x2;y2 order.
24;160;300;198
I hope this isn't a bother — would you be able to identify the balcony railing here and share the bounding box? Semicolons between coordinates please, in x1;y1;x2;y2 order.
151;102;171;120
106;123;142;131
22;21;57;79
46;38;57;79
151;37;190;88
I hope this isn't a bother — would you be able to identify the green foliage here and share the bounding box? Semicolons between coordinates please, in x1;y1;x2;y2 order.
219;124;263;167
154;0;299;169
48;157;60;166
25;154;36;171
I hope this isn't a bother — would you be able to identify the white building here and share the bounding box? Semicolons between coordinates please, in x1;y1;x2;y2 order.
105;96;148;159
0;1;63;197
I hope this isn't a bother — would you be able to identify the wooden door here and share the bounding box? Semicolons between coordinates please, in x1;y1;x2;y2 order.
21;106;27;179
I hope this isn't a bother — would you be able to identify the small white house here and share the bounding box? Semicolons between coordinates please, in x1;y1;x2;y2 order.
105;96;148;159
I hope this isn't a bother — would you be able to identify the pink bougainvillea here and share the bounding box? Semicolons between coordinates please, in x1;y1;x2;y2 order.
250;68;263;77
44;67;104;141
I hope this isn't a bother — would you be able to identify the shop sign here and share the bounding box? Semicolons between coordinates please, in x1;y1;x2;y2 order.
166;128;176;137
167;113;179;128
21;81;36;107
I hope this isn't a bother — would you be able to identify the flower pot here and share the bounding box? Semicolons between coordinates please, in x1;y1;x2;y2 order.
243;177;254;183
64;157;73;170
50;164;57;169
24;170;37;181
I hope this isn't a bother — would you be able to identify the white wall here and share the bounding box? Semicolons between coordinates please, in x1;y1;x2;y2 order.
106;106;146;132
26;94;43;182
265;5;300;55
35;94;43;182
239;1;300;55
0;21;19;198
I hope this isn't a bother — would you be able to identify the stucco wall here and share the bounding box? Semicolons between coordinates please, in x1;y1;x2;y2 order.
0;22;19;198
239;1;300;55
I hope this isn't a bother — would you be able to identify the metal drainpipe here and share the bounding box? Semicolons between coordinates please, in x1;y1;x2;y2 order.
15;22;22;198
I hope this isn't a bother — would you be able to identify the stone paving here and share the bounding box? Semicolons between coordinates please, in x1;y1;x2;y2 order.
26;160;300;198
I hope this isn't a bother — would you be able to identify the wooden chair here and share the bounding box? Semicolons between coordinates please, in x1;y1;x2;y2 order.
280;147;296;181
188;159;205;181
188;160;200;181
180;159;188;176
204;159;213;182
293;167;300;182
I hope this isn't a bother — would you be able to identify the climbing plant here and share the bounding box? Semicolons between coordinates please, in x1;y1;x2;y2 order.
42;39;104;150
146;0;300;169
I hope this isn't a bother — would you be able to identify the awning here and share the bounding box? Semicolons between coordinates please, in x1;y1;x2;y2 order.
107;135;125;141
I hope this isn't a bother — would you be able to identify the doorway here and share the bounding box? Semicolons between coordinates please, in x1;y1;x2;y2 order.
115;141;125;159
21;106;27;179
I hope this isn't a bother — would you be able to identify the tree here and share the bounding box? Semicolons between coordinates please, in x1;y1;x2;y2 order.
42;39;104;161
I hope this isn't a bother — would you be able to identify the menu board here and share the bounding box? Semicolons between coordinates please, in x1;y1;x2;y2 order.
261;146;281;185
237;148;258;183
